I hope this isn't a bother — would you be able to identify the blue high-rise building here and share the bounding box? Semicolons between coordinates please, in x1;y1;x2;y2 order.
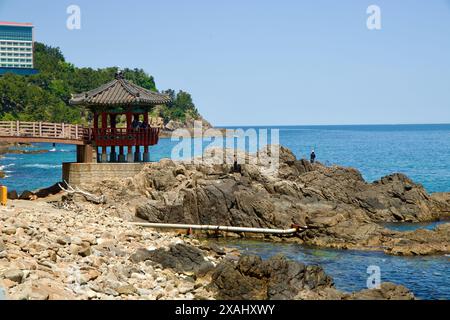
0;21;38;75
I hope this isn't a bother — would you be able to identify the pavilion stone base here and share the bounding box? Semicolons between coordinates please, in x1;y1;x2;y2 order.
62;162;145;187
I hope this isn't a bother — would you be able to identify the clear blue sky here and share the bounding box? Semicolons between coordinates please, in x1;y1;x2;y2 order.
1;0;450;126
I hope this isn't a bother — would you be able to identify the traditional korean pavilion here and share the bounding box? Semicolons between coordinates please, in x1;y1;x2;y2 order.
70;71;171;163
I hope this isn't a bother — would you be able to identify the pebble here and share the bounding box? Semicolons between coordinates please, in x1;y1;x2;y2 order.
0;200;219;300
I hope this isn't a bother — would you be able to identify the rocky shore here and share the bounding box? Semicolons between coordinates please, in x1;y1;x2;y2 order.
81;146;449;256
1;145;448;300
0;200;414;300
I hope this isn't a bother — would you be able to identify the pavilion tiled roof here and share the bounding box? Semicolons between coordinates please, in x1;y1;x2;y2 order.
70;72;171;107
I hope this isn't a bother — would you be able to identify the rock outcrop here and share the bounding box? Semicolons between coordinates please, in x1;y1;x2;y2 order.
210;254;333;299
86;146;449;256
130;243;215;276
208;254;413;300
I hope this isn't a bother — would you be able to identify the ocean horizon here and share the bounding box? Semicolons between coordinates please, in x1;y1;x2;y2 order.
1;123;450;194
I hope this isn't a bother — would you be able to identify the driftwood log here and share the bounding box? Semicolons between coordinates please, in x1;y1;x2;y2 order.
58;181;106;204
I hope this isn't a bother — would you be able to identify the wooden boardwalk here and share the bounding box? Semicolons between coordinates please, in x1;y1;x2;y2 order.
0;121;89;145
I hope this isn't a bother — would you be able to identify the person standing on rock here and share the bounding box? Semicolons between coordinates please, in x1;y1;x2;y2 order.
310;150;316;164
232;154;242;174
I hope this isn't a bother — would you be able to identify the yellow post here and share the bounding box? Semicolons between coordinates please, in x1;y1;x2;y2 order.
0;186;7;206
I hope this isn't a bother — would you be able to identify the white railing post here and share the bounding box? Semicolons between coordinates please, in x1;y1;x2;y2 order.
39;122;42;136
75;125;79;139
62;123;65;138
54;123;57;137
16;121;19;136
10;122;13;136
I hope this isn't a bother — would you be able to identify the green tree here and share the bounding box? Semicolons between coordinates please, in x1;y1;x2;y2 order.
0;42;203;125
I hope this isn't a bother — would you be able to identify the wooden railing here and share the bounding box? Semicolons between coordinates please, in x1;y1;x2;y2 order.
0;121;88;141
0;121;161;147
93;127;160;147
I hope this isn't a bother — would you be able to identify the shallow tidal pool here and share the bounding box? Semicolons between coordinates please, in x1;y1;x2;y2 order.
212;239;450;300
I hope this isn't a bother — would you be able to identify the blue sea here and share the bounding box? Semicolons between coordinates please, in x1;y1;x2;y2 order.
2;124;450;193
220;240;450;300
1;124;449;300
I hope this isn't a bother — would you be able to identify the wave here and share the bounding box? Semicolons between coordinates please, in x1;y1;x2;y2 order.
23;164;62;169
47;148;73;153
0;164;15;170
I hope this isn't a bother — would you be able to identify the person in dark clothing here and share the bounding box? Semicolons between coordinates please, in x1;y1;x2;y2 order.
140;121;149;129
310;150;316;163
232;154;242;174
131;115;140;130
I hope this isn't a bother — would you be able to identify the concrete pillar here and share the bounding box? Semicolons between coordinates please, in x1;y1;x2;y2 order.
143;145;149;162
77;145;94;163
118;146;126;163
101;146;108;163
109;114;117;163
101;154;108;163
85;145;94;163
127;146;134;163
96;147;101;163
110;148;117;163
134;149;142;162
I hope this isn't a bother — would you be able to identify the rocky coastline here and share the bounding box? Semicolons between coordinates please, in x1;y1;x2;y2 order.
0;199;414;300
1;146;449;300
92;146;449;256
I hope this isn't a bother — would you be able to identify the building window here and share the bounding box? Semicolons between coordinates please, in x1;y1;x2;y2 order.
0;27;33;41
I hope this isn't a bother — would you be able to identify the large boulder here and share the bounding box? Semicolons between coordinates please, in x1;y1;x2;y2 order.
7;190;18;200
130;243;214;276
19;190;36;200
209;254;333;300
346;282;415;300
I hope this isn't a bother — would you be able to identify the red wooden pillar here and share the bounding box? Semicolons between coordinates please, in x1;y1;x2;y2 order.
143;112;150;162
126;111;133;162
126;111;132;129
109;113;117;162
134;113;142;162
100;112;108;162
94;112;99;162
93;112;99;131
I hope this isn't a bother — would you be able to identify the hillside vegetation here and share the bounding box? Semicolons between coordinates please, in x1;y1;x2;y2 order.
0;43;201;125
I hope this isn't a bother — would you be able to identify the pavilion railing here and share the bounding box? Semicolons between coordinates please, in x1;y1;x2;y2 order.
0;121;89;141
91;127;160;147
